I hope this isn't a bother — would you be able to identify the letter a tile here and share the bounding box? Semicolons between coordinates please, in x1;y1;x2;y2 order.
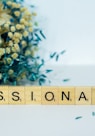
75;87;91;105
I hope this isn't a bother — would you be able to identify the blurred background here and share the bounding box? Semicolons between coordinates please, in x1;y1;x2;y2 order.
26;0;95;65
24;0;95;86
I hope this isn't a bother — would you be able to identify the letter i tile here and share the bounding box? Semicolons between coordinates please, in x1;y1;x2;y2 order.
25;87;41;104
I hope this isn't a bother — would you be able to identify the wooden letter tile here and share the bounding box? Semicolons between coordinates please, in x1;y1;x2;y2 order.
41;87;58;105
59;87;75;105
8;86;25;105
0;86;8;104
91;87;95;105
75;87;91;105
25;86;41;104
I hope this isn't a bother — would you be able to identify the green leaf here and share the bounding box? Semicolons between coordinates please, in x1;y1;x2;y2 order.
46;70;53;73
63;79;70;82
75;116;82;120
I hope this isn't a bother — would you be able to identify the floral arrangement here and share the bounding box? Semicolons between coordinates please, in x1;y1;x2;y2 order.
0;0;67;85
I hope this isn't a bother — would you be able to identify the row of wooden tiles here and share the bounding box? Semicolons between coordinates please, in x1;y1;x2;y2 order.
0;86;95;105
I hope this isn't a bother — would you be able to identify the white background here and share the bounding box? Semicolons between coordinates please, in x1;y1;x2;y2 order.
1;0;95;136
26;0;95;65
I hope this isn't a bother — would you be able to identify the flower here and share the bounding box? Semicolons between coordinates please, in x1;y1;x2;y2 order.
6;58;12;64
8;32;13;38
6;47;11;54
11;53;18;59
14;11;20;17
14;44;20;52
0;4;11;26
0;73;2;80
0;48;5;58
16;24;21;30
0;0;62;86
8;69;14;75
10;26;16;32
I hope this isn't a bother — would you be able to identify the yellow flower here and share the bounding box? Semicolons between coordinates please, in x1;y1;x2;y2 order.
11;2;17;8
0;48;5;58
14;38;20;44
20;18;25;24
28;27;33;32
0;73;2;80
6;47;11;54
8;69;14;75
7;1;12;6
0;4;11;26
21;40;27;48
28;22;32;27
8;32;13;38
16;4;21;9
16;24;21;30
14;11;20;17
21;25;25;29
20;7;27;12
14;32;20;38
8;40;13;47
24;21;28;26
10;26;16;32
24;10;31;16
23;31;28;37
25;50;31;56
11;53;18;59
7;58;12;64
4;23;9;29
14;44;20;52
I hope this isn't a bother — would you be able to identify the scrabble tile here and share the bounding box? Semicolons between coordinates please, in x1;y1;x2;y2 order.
0;86;8;104
75;87;91;105
8;86;25;105
25;86;41;104
41;87;58;105
91;87;95;105
58;87;75;105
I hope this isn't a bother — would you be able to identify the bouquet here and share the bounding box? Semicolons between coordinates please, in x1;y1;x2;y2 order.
0;0;67;85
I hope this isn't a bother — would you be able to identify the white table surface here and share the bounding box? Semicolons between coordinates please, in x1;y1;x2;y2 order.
0;65;95;136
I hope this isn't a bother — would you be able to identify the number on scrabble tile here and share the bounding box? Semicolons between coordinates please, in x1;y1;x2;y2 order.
25;87;41;104
8;86;25;105
75;87;91;105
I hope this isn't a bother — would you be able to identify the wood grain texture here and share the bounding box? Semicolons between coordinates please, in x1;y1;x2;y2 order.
25;86;41;104
75;87;91;105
